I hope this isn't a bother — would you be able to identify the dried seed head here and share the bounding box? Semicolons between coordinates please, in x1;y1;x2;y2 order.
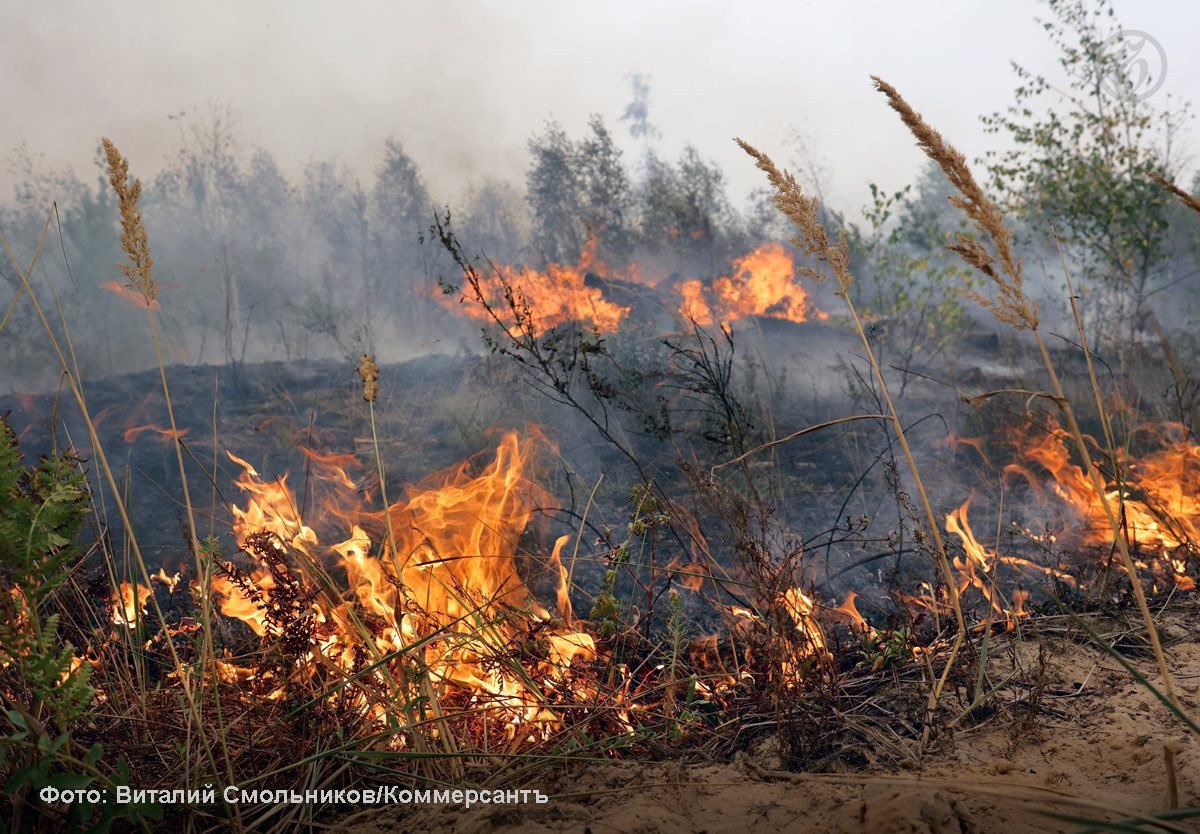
736;138;853;292
1151;173;1200;217
357;354;379;402
871;77;1038;331
101;137;158;305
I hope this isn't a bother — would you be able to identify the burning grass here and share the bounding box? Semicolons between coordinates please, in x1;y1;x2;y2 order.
4;100;1200;834
439;237;826;334
6;387;1197;830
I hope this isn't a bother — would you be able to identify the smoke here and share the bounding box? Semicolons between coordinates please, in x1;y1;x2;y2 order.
3;0;1144;212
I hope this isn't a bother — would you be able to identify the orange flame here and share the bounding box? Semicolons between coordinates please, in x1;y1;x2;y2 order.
781;588;828;656
829;591;869;633
1006;420;1198;589
124;424;189;444
678;243;826;326
152;568;182;592
101;280;160;309
112;582;152;628
945;498;1073;625
301;448;361;491
442;236;628;336
214;432;597;739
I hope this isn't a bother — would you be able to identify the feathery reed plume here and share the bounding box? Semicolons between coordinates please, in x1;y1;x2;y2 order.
873;76;1185;717
870;77;1037;331
357;354;379;402
101;138;157;305
1150;173;1200;216
736;136;969;717
736;139;853;293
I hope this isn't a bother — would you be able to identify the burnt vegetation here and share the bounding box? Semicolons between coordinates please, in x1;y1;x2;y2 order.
1;2;1200;832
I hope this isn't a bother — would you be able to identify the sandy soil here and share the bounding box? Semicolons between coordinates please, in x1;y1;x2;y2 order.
336;605;1200;834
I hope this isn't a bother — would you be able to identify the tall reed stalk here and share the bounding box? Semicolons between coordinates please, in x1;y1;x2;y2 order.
870;77;1183;713
736;138;969;745
100;140;244;802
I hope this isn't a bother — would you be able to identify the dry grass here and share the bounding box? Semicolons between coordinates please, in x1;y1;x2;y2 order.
737;136;969;755
869;76;1192;730
2;101;1198;834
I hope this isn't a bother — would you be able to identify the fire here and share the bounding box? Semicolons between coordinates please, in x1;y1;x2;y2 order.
124;424;189;444
213;432;598;741
112;581;152;628
152;568;182;592
945;497;1082;624
781;588;828;656
442;241;828;335
829;591;869;633
101;279;160;310
441;236;628;336
678;243;826;326
1005;420;1198;589
300;448;362;491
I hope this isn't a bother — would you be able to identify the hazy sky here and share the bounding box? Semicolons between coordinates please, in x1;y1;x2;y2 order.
3;0;1198;217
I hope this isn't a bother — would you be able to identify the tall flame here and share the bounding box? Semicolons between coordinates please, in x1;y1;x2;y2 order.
213;432;596;739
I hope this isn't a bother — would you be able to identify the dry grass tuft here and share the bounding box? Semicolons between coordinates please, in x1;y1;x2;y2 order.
101;137;157;305
870;77;1037;332
736;133;970;748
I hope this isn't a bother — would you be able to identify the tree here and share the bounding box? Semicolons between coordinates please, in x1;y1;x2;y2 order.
851;161;977;390
637;145;742;271
298;158;369;359
526;116;635;264
526;121;583;263
577;116;634;259
152;103;247;366
370;138;431;336
458;177;530;264
982;0;1193;346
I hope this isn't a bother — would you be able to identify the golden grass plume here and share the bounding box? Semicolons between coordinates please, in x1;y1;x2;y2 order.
735;138;853;293
870;77;1037;331
357;353;379;402
101;137;157;305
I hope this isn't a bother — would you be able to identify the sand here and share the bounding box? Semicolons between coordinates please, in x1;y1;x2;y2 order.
335;606;1200;834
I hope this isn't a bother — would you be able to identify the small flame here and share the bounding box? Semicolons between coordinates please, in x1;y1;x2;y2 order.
678;243;826;326
546;535;575;623
441;236;628;335
782;588;828;656
112;582;152;628
830;591;868;632
152;568;182;592
102;280;160;310
301;448;361;491
124;424;189;444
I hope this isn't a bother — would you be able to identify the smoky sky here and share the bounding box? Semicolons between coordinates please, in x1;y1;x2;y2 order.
2;0;1198;215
